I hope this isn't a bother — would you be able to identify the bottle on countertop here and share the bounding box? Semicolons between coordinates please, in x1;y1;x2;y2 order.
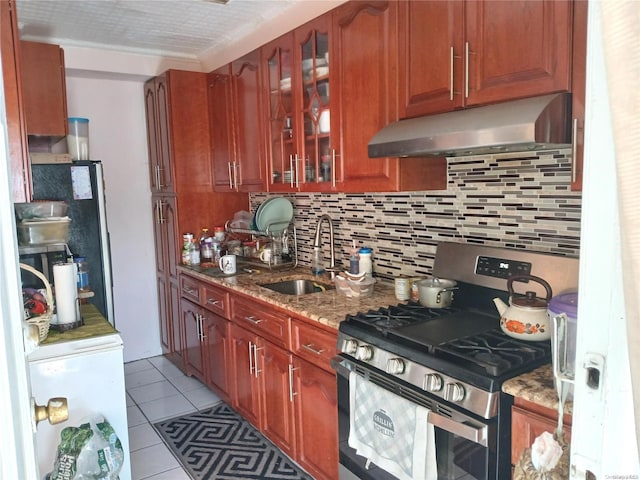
199;228;214;263
349;241;360;275
74;256;90;304
190;239;200;266
182;233;194;265
311;247;325;275
358;247;373;278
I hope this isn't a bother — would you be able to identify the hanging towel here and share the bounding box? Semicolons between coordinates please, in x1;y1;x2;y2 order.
348;371;438;480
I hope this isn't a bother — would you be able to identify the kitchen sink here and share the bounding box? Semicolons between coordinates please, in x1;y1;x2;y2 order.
260;279;334;296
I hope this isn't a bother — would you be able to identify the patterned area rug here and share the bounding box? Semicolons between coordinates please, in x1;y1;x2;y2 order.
153;402;313;480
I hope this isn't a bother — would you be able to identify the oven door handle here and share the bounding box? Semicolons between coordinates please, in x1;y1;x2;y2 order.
426;410;488;447
331;355;489;447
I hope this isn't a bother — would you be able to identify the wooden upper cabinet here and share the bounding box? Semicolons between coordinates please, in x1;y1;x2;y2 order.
230;50;266;191
145;74;174;193
399;0;573;118
465;0;572;106
333;1;446;192
20;40;68;137
145;70;212;195
209;51;266;192
398;1;464;118
2;0;30;203
208;65;235;192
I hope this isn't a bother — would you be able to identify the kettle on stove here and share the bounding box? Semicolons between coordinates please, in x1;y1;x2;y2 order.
493;274;553;341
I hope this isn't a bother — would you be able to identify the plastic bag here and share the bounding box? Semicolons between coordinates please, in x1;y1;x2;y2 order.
48;415;124;480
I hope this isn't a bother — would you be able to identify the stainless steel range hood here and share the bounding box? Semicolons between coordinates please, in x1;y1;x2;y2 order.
368;93;571;158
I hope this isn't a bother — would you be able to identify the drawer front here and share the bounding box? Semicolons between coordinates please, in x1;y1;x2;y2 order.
292;319;337;372
202;284;229;318
231;297;291;348
180;275;201;303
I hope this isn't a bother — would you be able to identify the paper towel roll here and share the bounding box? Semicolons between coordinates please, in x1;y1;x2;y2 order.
53;263;79;325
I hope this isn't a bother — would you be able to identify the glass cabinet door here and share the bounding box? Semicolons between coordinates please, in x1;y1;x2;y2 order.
265;35;296;191
298;24;332;190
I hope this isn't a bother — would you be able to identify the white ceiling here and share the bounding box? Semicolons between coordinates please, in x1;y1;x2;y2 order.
15;0;300;59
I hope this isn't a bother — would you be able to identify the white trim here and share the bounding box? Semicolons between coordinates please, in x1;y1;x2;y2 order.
0;68;39;478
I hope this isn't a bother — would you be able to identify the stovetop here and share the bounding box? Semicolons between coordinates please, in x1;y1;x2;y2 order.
339;301;552;390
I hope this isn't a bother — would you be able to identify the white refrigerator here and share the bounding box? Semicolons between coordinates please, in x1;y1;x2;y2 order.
28;332;131;480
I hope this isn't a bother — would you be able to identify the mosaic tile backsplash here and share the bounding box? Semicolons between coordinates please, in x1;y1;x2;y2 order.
250;149;582;282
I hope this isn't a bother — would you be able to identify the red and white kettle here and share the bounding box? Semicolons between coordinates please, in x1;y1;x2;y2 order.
493;275;553;341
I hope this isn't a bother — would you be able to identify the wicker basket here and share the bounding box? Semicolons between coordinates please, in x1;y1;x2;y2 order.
20;263;53;342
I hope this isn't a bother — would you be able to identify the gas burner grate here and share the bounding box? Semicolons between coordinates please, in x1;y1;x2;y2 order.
347;302;459;332
438;330;550;376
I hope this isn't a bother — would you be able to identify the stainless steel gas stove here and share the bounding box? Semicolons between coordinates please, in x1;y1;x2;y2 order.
332;242;579;480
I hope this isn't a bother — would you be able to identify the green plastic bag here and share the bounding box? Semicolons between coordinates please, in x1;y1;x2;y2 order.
48;415;124;480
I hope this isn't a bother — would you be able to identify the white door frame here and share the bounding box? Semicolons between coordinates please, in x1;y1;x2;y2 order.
0;68;39;478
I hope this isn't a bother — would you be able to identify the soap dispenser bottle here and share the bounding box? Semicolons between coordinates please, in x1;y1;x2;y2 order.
349;241;360;274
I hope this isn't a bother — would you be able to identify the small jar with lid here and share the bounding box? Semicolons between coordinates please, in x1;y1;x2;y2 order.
74;256;90;292
358;247;373;278
182;233;194;265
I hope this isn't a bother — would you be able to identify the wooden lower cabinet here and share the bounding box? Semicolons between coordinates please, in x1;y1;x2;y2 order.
180;272;339;479
259;337;297;457
511;398;572;467
204;314;231;403
292;356;339;480
229;322;263;427
181;297;206;382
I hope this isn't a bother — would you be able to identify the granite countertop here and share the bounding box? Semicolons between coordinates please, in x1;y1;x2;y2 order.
182;264;571;415
502;363;574;416
179;264;400;330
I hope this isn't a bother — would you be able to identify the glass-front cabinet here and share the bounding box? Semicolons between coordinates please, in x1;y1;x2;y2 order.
263;16;335;192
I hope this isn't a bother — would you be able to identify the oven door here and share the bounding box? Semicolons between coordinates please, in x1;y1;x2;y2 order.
332;354;502;480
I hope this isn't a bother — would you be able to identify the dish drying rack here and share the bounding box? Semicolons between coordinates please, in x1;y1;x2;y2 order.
224;220;298;271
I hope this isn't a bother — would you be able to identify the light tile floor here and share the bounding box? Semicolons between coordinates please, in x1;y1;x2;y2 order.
125;355;222;480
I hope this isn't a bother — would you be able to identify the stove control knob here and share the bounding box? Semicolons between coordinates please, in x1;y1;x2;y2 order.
343;339;359;355
355;345;373;361
444;382;465;403
423;373;443;392
386;358;405;375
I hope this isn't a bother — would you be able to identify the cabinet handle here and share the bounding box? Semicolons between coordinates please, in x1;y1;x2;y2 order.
331;149;337;187
288;155;294;188
450;46;455;101
302;343;324;355
157;166;165;189
154;165;160;189
206;298;221;307
227;162;234;189
154;200;160;224
288;364;299;402
199;315;206;341
295;155;301;188
571;118;579;184
465;42;470;99
252;344;263;377
248;341;254;375
464;42;476;99
196;314;201;340
158;200;166;224
183;286;197;296
233;161;239;190
244;315;263;324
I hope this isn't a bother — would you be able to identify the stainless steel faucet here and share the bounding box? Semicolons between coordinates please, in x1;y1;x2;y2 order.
312;214;336;274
